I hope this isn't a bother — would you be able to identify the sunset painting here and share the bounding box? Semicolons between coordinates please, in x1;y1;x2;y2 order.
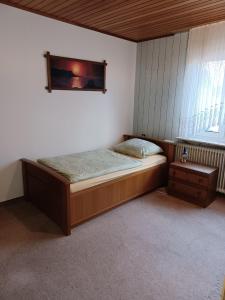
45;52;106;93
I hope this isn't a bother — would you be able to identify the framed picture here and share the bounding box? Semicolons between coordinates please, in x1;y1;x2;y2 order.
45;52;107;93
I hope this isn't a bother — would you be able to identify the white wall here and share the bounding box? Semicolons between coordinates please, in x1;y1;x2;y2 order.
133;32;188;140
0;4;136;202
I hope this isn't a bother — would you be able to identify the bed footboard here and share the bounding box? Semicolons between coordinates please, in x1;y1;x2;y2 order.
21;159;71;235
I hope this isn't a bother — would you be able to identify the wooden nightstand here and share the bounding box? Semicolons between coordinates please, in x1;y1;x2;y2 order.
168;161;218;207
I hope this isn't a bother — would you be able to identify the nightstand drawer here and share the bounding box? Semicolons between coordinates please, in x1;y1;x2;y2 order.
168;161;218;207
168;180;207;201
169;167;209;187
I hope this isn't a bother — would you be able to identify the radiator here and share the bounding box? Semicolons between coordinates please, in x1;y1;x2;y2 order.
175;143;225;194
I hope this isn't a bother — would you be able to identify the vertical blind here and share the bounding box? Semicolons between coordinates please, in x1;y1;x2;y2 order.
179;21;225;143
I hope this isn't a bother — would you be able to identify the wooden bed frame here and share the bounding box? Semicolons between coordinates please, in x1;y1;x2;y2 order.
21;135;175;235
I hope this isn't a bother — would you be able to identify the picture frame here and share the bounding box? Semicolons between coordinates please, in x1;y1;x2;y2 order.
45;52;107;93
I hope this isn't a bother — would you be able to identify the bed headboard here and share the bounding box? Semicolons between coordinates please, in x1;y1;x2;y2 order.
123;134;176;164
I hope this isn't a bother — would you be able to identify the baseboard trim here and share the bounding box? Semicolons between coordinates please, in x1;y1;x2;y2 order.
0;196;25;207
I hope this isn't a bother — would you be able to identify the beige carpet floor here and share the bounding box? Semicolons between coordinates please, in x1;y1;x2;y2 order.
1;188;225;300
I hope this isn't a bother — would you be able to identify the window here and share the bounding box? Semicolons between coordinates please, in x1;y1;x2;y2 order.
179;21;225;145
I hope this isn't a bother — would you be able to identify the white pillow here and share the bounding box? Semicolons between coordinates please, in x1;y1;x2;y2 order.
113;138;163;158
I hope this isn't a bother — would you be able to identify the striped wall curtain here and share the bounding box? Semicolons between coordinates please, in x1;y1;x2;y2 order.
179;21;225;143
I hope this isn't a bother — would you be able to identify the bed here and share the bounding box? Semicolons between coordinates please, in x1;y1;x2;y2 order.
21;135;175;235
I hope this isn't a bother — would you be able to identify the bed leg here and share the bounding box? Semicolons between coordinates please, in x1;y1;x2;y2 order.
63;227;71;236
21;160;29;201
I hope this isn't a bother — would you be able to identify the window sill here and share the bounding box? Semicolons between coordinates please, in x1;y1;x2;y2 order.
176;136;225;150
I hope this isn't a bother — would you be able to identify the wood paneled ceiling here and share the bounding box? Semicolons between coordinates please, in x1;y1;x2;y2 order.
2;0;225;42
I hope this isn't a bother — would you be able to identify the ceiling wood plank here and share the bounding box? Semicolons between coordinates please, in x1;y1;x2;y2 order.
34;0;88;12
74;0;185;24
106;2;225;33
58;0;139;20
87;0;223;28
39;0;82;14
2;0;225;42
113;7;225;35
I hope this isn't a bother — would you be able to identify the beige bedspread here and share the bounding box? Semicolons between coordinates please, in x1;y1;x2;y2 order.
70;154;166;193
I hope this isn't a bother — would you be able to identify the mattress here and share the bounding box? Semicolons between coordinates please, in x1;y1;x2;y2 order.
38;149;142;183
70;154;166;193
